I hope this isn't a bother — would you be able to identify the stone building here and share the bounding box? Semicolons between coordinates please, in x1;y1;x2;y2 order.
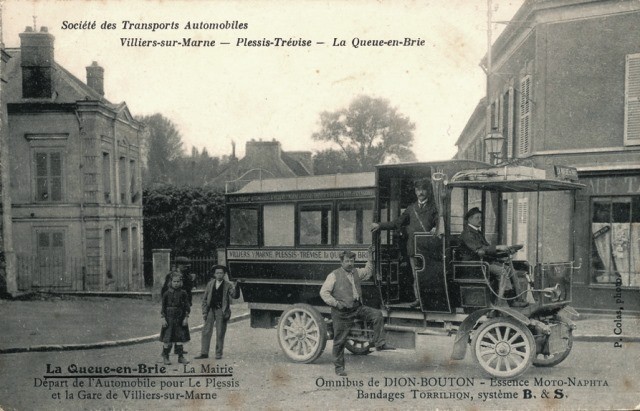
2;27;144;292
455;0;640;312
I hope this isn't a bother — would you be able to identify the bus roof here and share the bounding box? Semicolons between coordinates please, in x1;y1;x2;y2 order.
447;179;584;192
229;172;375;194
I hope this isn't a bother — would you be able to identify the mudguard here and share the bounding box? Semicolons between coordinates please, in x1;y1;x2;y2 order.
450;307;531;360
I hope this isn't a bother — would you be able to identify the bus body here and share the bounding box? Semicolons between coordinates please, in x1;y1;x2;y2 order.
223;161;583;378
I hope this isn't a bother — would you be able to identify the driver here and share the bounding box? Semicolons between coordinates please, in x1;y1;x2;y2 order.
459;207;513;306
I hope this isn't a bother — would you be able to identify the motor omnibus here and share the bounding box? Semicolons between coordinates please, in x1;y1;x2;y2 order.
221;160;583;378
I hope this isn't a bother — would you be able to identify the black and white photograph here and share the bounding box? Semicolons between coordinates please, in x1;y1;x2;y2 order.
0;0;639;409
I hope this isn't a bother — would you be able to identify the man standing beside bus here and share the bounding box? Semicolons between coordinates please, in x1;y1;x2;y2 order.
320;248;395;377
370;178;438;308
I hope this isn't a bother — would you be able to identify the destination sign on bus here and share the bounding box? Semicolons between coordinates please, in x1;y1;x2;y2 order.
227;188;375;203
227;248;369;261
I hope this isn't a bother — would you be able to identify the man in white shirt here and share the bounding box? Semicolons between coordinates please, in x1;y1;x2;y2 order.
320;248;395;376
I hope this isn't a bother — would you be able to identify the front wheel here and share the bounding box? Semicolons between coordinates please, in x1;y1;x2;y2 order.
471;317;535;378
277;304;327;363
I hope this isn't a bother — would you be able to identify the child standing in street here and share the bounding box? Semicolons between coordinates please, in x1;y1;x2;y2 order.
160;272;190;365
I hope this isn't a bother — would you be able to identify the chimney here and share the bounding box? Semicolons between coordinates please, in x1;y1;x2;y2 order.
86;61;104;96
245;139;281;165
19;26;54;98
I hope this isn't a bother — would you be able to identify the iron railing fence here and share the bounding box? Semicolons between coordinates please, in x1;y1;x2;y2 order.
16;255;144;292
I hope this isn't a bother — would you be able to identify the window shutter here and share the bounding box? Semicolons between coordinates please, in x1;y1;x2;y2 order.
508;87;515;159
625;53;640;145
506;198;513;245
519;76;531;156
516;197;528;259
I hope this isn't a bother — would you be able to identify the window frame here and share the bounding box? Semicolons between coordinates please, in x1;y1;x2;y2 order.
33;150;64;203
297;202;333;246
337;199;374;246
589;195;640;288
228;205;261;247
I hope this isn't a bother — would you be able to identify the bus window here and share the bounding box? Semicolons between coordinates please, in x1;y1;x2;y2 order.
264;204;295;246
229;207;259;246
299;203;332;245
338;200;374;245
450;188;465;234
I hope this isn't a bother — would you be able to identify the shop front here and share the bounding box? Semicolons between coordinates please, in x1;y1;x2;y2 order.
573;170;640;312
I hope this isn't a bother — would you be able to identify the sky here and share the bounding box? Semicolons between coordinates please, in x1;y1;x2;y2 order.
2;0;524;161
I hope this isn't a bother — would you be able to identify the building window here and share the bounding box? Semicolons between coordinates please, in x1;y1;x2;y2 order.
131;227;139;275
36;230;65;284
35;152;62;202
229;207;259;246
104;228;113;281
338;201;373;245
130;160;138;203
591;196;640;287
624;53;640;146
102;152;111;203
263;204;295;246
299;203;332;245
119;157;128;204
518;75;531;157
502;87;515;160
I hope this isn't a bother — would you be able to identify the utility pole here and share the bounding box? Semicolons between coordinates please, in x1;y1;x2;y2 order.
486;0;493;132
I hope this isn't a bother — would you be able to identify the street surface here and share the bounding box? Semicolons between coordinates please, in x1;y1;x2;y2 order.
1;321;638;410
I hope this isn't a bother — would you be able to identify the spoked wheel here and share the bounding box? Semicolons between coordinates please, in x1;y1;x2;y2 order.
533;322;573;367
277;304;327;363
472;317;535;378
345;321;372;355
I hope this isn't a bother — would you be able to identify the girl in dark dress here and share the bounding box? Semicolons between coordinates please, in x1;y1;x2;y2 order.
160;272;190;365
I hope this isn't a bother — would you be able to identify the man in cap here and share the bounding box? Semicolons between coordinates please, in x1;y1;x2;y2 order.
459;207;513;305
320;247;395;377
371;178;438;307
195;265;240;360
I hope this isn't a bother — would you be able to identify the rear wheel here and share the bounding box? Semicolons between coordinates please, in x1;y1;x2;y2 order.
277;304;327;363
533;322;573;367
345;321;372;355
471;317;535;378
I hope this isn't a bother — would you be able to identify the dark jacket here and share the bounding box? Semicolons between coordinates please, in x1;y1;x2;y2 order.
459;224;497;261
161;271;195;306
202;279;240;320
379;202;438;256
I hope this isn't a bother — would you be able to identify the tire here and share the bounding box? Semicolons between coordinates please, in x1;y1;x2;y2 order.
471;317;535;379
277;304;327;363
533;323;573;367
345;321;372;355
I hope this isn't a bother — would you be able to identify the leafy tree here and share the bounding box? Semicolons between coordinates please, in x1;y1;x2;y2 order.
312;95;416;172
143;185;225;259
136;114;184;186
313;149;362;175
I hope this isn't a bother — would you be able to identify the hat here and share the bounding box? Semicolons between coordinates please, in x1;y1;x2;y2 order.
414;178;430;190
175;256;190;265
464;207;482;220
210;264;229;274
339;250;357;260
